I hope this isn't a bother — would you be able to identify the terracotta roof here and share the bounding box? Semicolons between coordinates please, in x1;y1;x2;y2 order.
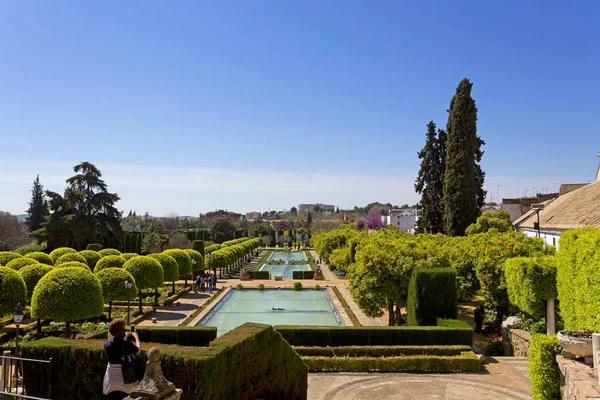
559;183;589;195
515;181;600;230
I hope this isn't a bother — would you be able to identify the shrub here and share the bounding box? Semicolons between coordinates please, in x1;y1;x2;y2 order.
6;257;39;271
121;253;139;261
25;251;53;266
95;268;138;319
529;334;561;400
293;345;473;357
86;243;103;251
31;267;104;337
55;252;88;267
53;261;89;270
20;323;307;400
98;248;122;257
124;256;164;310
192;240;205;257
483;340;504;356
258;283;265;291
148;254;179;292
556;227;600;331
314;284;321;290
78;250;101;270
275;320;472;346
0;251;22;266
136;326;217;347
185;249;204;275
407;267;458;326
49;247;76;264
14;241;45;255
236;284;244;291
505;257;557;319
0;266;28;314
19;264;54;300
94;255;126;273
292;270;316;279
205;244;222;254
293;282;303;291
249;271;270;279
163;249;192;282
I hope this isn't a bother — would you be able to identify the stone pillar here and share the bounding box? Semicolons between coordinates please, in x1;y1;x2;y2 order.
547;298;556;334
0;350;11;392
125;347;182;400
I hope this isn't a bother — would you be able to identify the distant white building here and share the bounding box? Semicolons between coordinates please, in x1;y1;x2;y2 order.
298;203;336;212
383;209;421;233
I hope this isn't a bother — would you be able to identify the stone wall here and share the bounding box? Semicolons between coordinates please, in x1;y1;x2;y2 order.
557;355;600;399
502;327;531;356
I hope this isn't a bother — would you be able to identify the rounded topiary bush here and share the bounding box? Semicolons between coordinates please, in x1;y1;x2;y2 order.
0;266;28;315
0;252;22;266
148;254;179;292
53;261;89;270
49;247;77;264
95;268;138;319
123;256;164;290
24;251;53;266
98;248;122;257
86;243;103;251
6;257;39;271
94;255;126;273
31;267;104;338
163;249;192;282
55;253;88;268
78;250;101;270
121;253;139;261
185;249;204;275
19;264;54;300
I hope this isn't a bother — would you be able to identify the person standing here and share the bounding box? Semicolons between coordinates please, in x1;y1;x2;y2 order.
474;304;485;333
103;319;141;400
207;275;213;293
195;274;201;294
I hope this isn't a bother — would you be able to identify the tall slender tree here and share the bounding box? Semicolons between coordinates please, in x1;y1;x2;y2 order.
415;122;446;233
25;175;49;232
442;78;486;236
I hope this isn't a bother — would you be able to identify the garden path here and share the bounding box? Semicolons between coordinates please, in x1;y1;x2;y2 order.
137;291;215;327
311;250;340;281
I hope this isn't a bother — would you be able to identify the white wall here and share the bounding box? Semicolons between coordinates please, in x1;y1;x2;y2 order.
520;228;562;249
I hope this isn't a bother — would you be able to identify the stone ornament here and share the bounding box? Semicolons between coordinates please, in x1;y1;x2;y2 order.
126;347;182;400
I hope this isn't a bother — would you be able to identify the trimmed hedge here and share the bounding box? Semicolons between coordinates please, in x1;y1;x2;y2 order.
163;249;192;281
86;243;103;251
148;253;179;283
505;256;557;319
49;247;76;264
21;323;307;400
54;261;89;270
407;267;458;326
124;256;164;290
19;264;54;300
249;270;270;279
275;320;472;346
292;270;316;279
24;251;53;266
136;326;217;347
293;345;473;357
185;248;204;275
55;252;88;267
0;251;23;266
529;334;561;400
6;257;39;271
192;240;205;257
94;255;126;273
98;248;122;257
0;266;28;314
121;252;139;261
78;250;101;270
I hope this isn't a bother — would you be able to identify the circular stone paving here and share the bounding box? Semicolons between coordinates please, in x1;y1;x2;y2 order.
309;374;530;400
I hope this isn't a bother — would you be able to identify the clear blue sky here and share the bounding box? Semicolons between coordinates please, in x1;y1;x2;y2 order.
1;1;598;216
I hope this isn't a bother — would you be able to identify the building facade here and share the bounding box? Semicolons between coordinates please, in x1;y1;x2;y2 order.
298;203;336;212
205;210;242;222
384;209;421;233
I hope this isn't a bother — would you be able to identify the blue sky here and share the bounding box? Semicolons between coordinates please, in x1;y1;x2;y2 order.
1;1;598;216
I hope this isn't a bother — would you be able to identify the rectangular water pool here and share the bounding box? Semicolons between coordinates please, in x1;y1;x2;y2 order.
196;289;342;336
261;251;309;279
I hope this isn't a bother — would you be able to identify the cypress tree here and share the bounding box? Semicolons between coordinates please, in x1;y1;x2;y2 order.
25;175;49;232
442;78;486;236
415;121;446;234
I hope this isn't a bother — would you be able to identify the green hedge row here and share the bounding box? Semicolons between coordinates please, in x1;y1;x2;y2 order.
249;271;270;279
122;232;143;254
407;267;458;326
136;326;217;347
21;323;307;400
292;270;316;279
302;352;480;372
529;334;561;400
505;256;557;319
274;320;472;346
293;345;473;357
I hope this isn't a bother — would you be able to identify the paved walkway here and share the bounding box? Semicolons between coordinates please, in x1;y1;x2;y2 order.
137;291;215;327
311;250;340;281
335;285;382;326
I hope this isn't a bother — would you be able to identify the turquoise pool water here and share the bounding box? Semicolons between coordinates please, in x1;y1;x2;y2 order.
262;251;309;279
269;251;307;262
197;289;341;336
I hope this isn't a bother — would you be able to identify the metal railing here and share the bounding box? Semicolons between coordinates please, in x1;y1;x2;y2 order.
0;354;52;400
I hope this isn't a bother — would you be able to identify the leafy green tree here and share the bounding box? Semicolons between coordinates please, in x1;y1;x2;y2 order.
442;79;486;236
211;218;236;244
163;249;192;286
78;250;101;270
6;257;39;271
465;210;512;235
25;175;49;232
185;249;205;276
124;256;164;312
54;261;89;270
19;263;53;300
49;247;76;264
32;162;123;250
148;253;179;294
307;212;313;227
0;266;28;315
98;248;122;257
25;251;53;265
55;252;89;268
415;121;446;234
95;268;138;319
142;232;170;253
94;255;126;273
31;267;104;338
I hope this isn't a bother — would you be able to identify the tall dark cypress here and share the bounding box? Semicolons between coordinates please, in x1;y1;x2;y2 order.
442;78;486;236
25;175;49;232
415;121;446;233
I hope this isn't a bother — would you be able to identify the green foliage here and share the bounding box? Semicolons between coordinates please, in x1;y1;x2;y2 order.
148;253;179;282
275;320;472;346
211;218;236;244
121;253;139;261
465;210;512;235
25;251;53;265
483;340;504;356
407;267;458;326
258;283;265;291
86;243;103;251
95;268;138;303
312;227;360;260
31;267;104;322
294;345;472;357
442;78;485;236
25;175;49;232
98;248;122;257
14;241;45;255
557;227;600;331
53;261;89;270
314;284;321;290
55;252;88;267
123;256;164;290
293;282;303;291
20;323;308;400
136;326;217;347
205;244;222;253
78;250;101;270
185;248;204;275
329;247;350;272
0;251;23;266
6;257;39;271
505;257;557;318
292;270;316;279
49;247;76;264
529;334;561;400
163;249;192;280
192;240;205;257
249;271;270;279
93;255;126;273
0;266;28;314
236;283;244;290
19;264;54;300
